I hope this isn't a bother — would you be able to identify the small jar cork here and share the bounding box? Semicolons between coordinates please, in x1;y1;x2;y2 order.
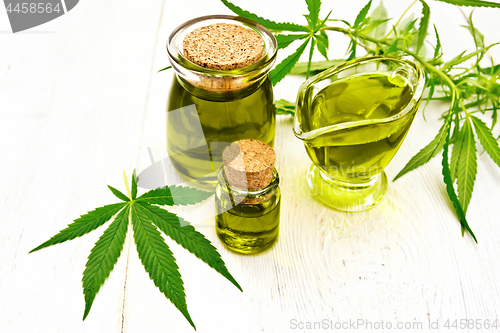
223;139;276;191
182;23;264;92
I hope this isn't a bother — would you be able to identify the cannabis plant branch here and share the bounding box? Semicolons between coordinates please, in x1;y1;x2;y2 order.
222;0;500;242
30;170;241;330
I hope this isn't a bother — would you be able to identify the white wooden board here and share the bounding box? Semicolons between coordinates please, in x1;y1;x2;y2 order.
1;1;499;332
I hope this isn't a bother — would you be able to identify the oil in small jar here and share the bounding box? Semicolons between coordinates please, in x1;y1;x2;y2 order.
215;140;280;254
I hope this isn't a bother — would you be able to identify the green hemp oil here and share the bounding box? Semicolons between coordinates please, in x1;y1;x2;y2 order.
167;76;275;182
215;140;280;254
305;72;416;180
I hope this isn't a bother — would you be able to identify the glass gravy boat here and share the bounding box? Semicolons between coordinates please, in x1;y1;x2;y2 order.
294;56;425;211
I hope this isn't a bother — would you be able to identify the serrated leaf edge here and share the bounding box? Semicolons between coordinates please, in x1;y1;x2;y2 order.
433;0;500;9
82;205;129;320
416;0;430;53
354;0;372;28
442;134;478;242
29;202;127;253
136;185;212;206
471;115;500;168
131;203;195;329
393;121;449;181
136;202;242;291
456;118;477;213
270;38;311;85
108;185;130;202
221;0;310;32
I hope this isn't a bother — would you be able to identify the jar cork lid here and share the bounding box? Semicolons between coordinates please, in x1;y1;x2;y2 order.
222;139;276;191
183;23;264;70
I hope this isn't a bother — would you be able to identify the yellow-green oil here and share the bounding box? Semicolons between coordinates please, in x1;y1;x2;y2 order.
305;72;416;180
215;169;280;254
167;76;275;185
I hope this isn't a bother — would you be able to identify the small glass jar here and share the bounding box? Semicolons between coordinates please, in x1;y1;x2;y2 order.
166;15;277;187
215;167;280;254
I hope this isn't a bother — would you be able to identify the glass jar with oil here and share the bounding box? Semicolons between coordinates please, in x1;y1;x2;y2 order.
294;57;425;211
166;15;277;188
215;140;280;254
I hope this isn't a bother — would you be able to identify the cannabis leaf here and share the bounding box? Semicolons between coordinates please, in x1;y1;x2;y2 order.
442;134;478;243
367;1;388;38
305;0;321;29
220;0;309;32
137;202;242;290
275;34;309;49
271;38;311;85
465;11;485;50
131;203;194;327
306;37;317;78
354;0;372;29
432;24;442;59
275;99;296;116
316;30;330;59
433;0;500;8
471;115;500;168
346;38;358;61
30;171;240;330
456;118;478;213
29;203;127;252
108;185;130;201
82;205;129;320
393;121;449;181
442;44;498;69
450;127;463;181
137;185;212;206
158;66;172;73
385;39;400;55
416;0;430;54
290;59;343;75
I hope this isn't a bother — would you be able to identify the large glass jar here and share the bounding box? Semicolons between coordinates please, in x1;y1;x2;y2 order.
166;15;277;187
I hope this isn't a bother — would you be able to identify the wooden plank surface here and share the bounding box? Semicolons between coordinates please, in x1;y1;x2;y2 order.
1;0;499;332
0;0;164;332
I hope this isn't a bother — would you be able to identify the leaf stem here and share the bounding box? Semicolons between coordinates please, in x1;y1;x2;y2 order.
460;100;471;117
382;0;419;40
123;171;132;200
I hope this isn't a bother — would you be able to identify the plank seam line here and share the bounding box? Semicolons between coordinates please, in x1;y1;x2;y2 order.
120;246;130;333
134;0;167;170
120;225;133;333
120;0;166;331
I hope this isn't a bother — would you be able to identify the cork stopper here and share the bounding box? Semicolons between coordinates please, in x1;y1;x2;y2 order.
183;23;264;70
182;23;265;92
222;140;275;191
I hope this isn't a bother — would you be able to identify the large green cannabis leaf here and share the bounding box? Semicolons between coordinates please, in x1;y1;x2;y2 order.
30;171;241;330
221;0;500;242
